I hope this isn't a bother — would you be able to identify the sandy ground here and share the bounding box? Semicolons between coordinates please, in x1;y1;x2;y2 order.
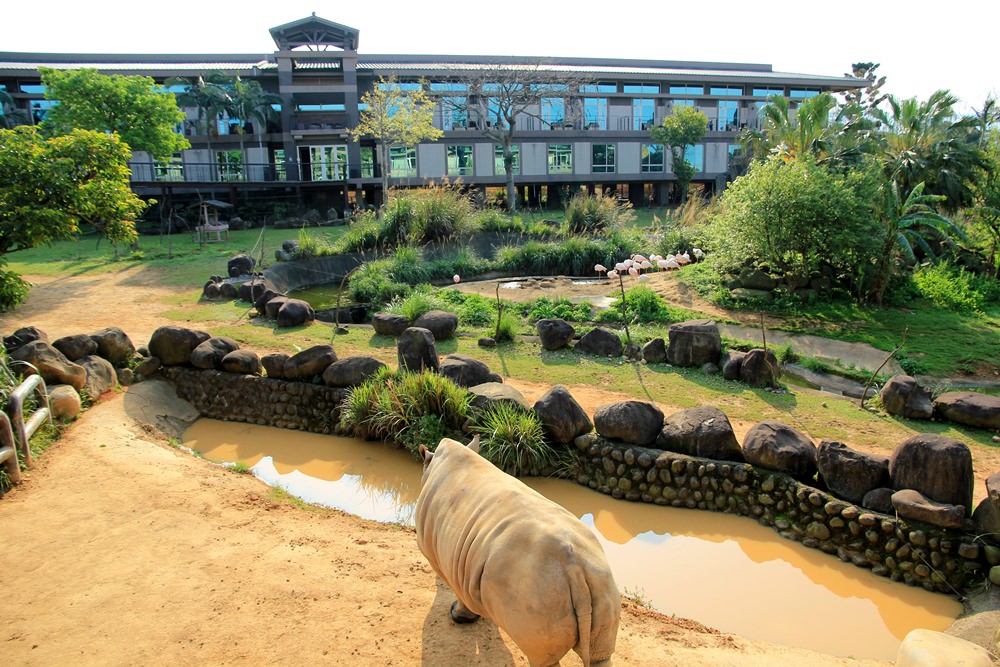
0;266;995;666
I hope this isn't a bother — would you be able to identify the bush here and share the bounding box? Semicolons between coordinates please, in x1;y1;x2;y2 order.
0;262;31;311
472;401;555;476
517;297;592;323
912;262;986;313
348;260;410;306
383;285;449;322
564;193;635;235
493;309;520;341
596;284;675;325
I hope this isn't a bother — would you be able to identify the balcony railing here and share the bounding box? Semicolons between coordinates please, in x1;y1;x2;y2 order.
129;162;288;183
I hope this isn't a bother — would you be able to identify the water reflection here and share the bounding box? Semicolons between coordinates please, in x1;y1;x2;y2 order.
185;419;962;660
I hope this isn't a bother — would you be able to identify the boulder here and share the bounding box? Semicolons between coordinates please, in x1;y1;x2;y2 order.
283;345;338;381
78;354;117;398
275;299;315;328
739;348;780;387
238;279;268;304
890;434;973;512
4;326;48;353
933;391;1000;430
816;440;890;505
478;336;496;348
148;326;211;366
701;361;719;375
116;367;133;387
720;350;746;381
397;327;439;374
253;289;284;316
190;337;240;370
880;375;934;420
657;405;743;461
372;312;411;336
666;319;721;368
536;318;575;351
469;382;529;412
439;354;501;388
218;282;239;300
90;327;135;367
52;334;98;362
264;296;289;320
738;267;778;291
227;253;256;278
47;384;82;420
641;338;666;364
261;353;290;379
973;496;1000;537
896;629;994;667
9;340;87;391
202;281;221;299
593;400;664;446
891;489;966;529
742;421;817;481
862;488;896;514
221;349;262;375
413;310;459;340
322;356;387;388
134;356;162;378
533;385;593;444
575;327;623;357
730;288;773;303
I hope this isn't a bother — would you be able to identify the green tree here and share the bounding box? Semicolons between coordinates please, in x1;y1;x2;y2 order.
166;74;234;159
650;105;708;203
349;78;442;209
39;67;188;162
227;76;282;177
0;126;145;308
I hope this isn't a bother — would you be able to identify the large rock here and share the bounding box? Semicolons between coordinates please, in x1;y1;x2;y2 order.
264;296;289;320
238;279;268;304
148;326;211;366
738;267;778;291
52;334;98;362
862;487;895;514
218;282;239;300
880;375;934;420
890;434;973;512
134;356;161;378
3;325;48;353
322;356;387;388
9;340;86;391
228;253;256;278
742;421;817;481
720;350;746;381
261;353;289;379
533;385;593;444
397;327;439;374
439;354;501;388
593;401;664;445
895;629;994;667
190;337;240;370
275;299;315;328
90;327;135;367
283;345;338;381
469;382;529;412
372;312;411;336
816;440;889;505
974;471;1000;536
641;338;666;364
253;289;284;316
575;327;623;357
657;405;743;461
413;310;459;340
78;354;118;398
891;489;966;529
221;349;261;375
47;384;82;420
536;318;575;351
739;348;780;388
933;391;1000;429
666;319;721;368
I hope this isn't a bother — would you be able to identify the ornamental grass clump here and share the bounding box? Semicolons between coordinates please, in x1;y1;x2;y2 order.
472;401;555;476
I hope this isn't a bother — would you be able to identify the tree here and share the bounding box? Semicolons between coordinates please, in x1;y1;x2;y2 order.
442;63;588;212
229;76;282;157
166;73;234;160
649;105;708;203
348;78;441;209
39;68;188;162
0;126;145;308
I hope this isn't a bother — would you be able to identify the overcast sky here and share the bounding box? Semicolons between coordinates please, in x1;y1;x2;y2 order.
4;0;996;114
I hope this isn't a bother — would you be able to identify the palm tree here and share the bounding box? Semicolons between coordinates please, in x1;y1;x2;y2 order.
229;77;283;179
166;74;233;176
0;89;30;128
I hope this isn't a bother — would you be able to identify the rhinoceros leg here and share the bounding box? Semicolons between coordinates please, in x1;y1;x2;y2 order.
449;600;481;624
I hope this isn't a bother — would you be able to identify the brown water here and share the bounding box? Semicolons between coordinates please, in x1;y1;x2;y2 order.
185;419;963;660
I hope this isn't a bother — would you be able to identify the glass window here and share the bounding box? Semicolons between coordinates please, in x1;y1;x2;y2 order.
632;99;655;130
447;145;474;176
584;98;607;130
430;82;467;92
718;100;739;131
494;145;520;175
542;97;565;128
378;81;422;92
302;145;348;181
581;82;617;93
669;85;703;95
154;154;184;182
30;99;57;124
19;83;45;94
216;151;243;182
641;144;664;173
548;144;572;174
623;83;659;94
683;144;704;172
752;87;784;97
790;89;820;99
710;86;743;96
360;147;374;179
441;96;467;130
672;99;695;108
389;146;417;178
296;103;345;112
592;144;615;173
274;149;287;181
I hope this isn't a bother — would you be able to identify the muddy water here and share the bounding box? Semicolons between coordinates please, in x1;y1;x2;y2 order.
185;419;963;660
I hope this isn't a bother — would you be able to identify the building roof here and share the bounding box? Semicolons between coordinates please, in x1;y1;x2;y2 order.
269;14;360;52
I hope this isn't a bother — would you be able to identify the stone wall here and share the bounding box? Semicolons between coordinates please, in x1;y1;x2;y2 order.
573;433;984;594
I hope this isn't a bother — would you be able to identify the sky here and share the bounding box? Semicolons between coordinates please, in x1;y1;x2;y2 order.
3;0;997;115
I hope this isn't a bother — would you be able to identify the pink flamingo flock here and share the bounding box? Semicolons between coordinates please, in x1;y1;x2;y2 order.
594;248;703;280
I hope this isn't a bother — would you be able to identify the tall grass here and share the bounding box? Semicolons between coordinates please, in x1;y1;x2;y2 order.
564;192;635;234
472;402;556;476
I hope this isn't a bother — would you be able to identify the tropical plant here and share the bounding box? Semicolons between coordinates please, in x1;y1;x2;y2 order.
472;401;554;476
229;76;282;168
166;73;234;157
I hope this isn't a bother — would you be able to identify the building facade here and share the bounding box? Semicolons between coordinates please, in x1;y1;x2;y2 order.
0;15;863;214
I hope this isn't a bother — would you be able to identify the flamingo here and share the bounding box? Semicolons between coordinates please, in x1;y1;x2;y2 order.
628;266;639;277
453;274;461;283
594;263;608;276
607;269;619;279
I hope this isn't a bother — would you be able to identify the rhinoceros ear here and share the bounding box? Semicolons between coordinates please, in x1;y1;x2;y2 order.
467;435;481;453
419;445;434;466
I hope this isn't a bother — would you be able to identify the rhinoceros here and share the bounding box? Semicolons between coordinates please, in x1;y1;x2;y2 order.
416;436;620;666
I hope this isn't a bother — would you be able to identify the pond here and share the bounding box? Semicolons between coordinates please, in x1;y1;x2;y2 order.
184;419;963;660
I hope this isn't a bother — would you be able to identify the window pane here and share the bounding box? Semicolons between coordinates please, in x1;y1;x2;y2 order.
305;145;348;181
710;86;743;96
790;89;820;99
752;87;784;97
592;144;615;173
548;144;572;174
584;98;607;130
390;146;416;177
494;145;520;175
624;83;659;94
542;97;565;127
669;85;703;95
717;100;739;131
447;145;474;176
684;144;704;172
360;147;374;179
581;82;617;93
216;150;243;182
641;144;664;173
632;99;655;130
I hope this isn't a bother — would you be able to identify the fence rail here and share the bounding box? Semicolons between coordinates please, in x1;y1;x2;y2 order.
1;374;52;486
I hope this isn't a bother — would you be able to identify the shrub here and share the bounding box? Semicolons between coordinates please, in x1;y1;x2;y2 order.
383;286;449;322
912;262;986;313
596;284;671;324
0;262;31;311
472;401;555;476
493;309;520;341
518;297;592;323
295;227;337;259
348;260;410;306
564;192;635;235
